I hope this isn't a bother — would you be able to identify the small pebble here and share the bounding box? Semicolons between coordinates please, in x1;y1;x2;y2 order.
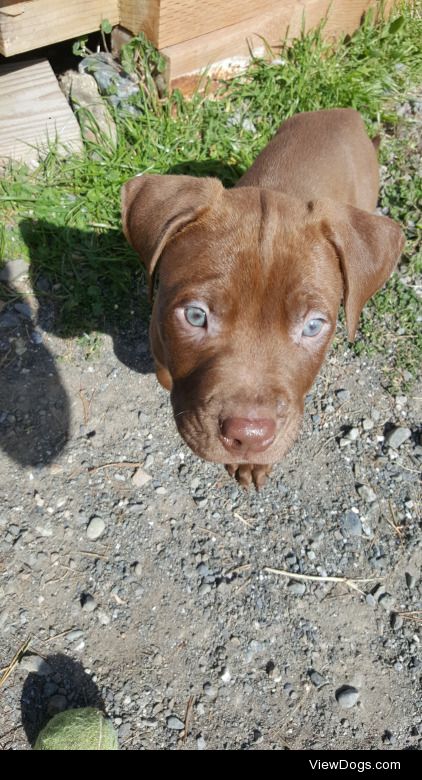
132;562;143;578
385;427;412;449
379;593;395;612
340;510;362;537
19;654;52;676
203;683;218;700
346;428;360;441
167;715;184;731
309;670;327;689
80;593;96;612
287;580;306;596
132;468;152;488
66;629;84;643
97;610;111;625
0;258;28;282
336;389;350;402
220;667;231;684
199;582;211;596
391;613;403;631
86;516;105;540
405;572;416;590
356;484;377;503
336;686;359;709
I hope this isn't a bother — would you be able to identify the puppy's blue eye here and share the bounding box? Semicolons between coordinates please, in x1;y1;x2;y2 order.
185;306;207;328
302;318;325;337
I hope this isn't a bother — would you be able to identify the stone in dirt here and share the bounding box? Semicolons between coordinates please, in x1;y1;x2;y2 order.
60;71;117;148
384;427;412;449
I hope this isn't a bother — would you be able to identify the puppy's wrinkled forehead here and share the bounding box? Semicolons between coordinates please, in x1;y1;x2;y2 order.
158;187;336;311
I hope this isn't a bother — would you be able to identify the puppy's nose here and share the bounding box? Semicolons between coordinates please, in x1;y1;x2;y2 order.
220;417;276;455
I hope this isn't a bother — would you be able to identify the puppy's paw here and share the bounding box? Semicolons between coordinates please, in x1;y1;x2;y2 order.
225;463;272;490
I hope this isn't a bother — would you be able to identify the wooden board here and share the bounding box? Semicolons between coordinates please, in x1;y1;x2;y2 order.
161;0;396;82
120;0;278;48
0;59;82;164
0;0;119;56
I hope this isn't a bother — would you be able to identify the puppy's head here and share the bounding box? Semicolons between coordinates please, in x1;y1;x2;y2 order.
122;174;404;464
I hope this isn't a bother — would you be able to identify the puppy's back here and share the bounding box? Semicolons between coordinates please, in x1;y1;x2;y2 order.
236;109;379;212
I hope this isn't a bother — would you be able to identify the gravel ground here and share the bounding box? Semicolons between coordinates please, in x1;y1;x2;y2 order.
1;125;421;753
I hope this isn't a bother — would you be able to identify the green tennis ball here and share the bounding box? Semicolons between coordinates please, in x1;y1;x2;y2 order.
34;707;118;750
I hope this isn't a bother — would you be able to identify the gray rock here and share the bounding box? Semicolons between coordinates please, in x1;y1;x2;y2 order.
199;582;211;596
391;613;403;631
340;510;362;537
336;389;350;402
356;484;377;503
220;667;231;684
86;516;105;540
405;572;417;589
203;683;218;700
81;593;97;612
196;735;207;750
0;311;20;329
336;686;359;709
167;715;185;731
14;302;32;319
132;561;143;578
385;427;412;449
362;418;374;431
0;258;28;282
309;670;327;688
346;427;360;441
60;70;117;147
379;593;395;612
97;610;110;625
132;468;152;488
19;654;52;676
31;330;44;345
287;580;306;596
66;629;84;643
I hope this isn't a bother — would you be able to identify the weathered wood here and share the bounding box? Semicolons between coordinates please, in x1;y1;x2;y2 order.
160;0;395;82
120;1;278;48
0;59;82;165
0;0;119;56
119;0;160;44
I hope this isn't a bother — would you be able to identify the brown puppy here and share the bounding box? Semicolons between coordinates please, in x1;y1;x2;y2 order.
122;109;404;488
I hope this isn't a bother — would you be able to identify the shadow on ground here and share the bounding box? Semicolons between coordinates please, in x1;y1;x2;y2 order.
0;159;241;467
21;653;105;747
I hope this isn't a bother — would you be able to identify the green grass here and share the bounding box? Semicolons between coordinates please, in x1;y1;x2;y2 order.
0;1;421;387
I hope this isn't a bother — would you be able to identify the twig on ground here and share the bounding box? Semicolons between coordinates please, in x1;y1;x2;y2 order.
264;567;380;595
0;637;32;688
182;695;195;743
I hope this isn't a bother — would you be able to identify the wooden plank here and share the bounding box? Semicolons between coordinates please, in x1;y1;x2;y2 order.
162;0;395;82
159;0;280;48
0;59;82;165
119;0;160;44
0;0;119;57
119;1;279;48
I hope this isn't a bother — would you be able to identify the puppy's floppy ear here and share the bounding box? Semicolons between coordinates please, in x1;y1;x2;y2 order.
315;200;405;341
121;173;223;279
